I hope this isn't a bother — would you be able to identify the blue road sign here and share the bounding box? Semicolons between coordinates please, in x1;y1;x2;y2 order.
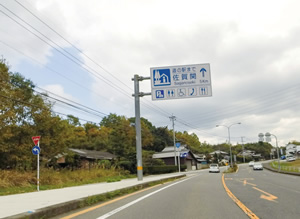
176;143;181;148
32;146;41;155
151;64;212;101
180;152;187;158
155;90;164;98
153;69;171;86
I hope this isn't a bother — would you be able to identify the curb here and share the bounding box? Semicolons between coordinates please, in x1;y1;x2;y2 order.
4;174;186;219
263;162;300;176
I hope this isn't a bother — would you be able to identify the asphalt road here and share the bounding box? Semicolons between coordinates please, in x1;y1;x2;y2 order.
53;169;248;219
225;164;300;219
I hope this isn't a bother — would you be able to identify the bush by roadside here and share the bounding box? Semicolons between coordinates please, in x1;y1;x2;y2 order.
0;168;133;196
144;165;187;174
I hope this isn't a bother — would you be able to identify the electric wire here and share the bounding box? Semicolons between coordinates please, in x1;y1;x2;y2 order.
1;2;299;142
0;93;95;123
0;7;170;119
14;0;133;92
0;5;133;100
2;1;172;118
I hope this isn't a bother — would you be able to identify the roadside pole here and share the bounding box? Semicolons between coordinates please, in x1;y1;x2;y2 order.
132;75;151;181
241;136;245;163
177;146;181;173
170;115;177;166
32;136;41;191
37;140;40;191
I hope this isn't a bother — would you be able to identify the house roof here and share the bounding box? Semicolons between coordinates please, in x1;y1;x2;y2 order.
209;150;229;155
152;145;199;161
152;145;190;159
69;148;116;160
152;149;190;159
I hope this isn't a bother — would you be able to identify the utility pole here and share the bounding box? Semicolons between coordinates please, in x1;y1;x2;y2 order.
132;75;151;181
241;136;245;163
169;115;177;166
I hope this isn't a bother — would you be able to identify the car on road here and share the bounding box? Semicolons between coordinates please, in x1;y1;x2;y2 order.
249;161;255;167
209;164;220;173
287;157;296;162
253;163;263;170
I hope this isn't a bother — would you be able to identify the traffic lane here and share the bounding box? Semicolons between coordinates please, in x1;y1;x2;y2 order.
54;172;248;219
225;165;300;219
96;172;247;219
100;172;247;219
51;181;169;219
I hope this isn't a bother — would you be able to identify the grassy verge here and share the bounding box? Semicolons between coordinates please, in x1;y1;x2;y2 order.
223;164;238;173
271;159;300;172
0;168;134;196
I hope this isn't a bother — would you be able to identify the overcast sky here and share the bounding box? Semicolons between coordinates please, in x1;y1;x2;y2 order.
1;0;300;147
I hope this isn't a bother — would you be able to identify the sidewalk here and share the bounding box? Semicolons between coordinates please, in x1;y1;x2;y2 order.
0;173;186;219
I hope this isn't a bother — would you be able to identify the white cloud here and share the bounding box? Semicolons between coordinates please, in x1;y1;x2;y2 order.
1;0;300;145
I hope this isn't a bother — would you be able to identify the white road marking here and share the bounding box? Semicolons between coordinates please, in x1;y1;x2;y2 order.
96;177;194;219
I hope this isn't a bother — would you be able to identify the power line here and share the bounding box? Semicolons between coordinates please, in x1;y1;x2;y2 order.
35;86;108;117
14;0;133;92
2;1;172;119
0;93;96;123
0;5;133;100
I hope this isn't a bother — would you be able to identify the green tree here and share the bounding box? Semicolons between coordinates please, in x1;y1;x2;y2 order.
100;114;135;159
0;60;71;169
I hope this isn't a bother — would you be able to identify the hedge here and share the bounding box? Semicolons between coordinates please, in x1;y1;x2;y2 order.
144;165;187;174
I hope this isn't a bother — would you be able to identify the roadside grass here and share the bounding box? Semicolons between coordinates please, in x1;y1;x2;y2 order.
271;159;300;172
223;164;238;173
0;168;134;196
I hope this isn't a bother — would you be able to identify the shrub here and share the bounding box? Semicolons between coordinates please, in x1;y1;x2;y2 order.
98;160;111;169
118;161;136;173
144;165;187;174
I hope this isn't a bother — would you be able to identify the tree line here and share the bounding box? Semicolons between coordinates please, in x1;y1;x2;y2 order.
0;59;283;171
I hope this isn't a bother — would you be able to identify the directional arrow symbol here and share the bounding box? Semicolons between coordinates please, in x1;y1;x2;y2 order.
253;187;278;202
243;179;256;186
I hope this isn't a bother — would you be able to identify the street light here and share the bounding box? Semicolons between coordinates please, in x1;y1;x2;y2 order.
216;122;241;167
258;132;280;172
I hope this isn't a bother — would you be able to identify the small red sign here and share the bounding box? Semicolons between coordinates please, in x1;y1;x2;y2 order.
32;136;41;145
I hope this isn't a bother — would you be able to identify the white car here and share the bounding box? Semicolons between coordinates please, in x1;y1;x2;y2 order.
253;163;263;170
209;164;220;173
287;157;296;162
249;161;255;167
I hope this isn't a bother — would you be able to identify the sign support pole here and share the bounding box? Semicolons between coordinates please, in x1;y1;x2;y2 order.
132;75;151;181
178;148;181;172
37;141;40;191
170;115;177;166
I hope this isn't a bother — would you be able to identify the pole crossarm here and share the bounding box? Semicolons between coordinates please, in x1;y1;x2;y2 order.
132;92;151;97
131;76;151;81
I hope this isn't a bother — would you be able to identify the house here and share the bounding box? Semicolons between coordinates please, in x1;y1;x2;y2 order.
286;144;297;155
237;150;255;157
194;154;207;164
55;148;116;169
152;145;199;171
209;150;229;156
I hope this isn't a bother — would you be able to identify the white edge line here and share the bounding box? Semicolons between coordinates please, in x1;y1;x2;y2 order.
96;176;194;219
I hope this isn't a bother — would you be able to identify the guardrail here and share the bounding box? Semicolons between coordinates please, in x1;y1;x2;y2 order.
263;162;300;176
